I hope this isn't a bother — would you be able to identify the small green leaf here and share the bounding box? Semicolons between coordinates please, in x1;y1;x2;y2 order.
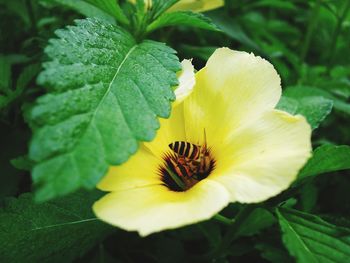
0;63;39;111
235;208;276;237
299;144;350;180
285;85;350;115
15;64;41;93
300;183;318;212
294;96;333;129
0;55;12;110
276;96;299;115
150;0;180;19
147;11;220;33
85;0;129;25
11;155;34;171
0;55;11;91
0;96;9;109
277;95;333;129
0;191;110;263
29;18;181;201
277;207;350;263
256;242;294;263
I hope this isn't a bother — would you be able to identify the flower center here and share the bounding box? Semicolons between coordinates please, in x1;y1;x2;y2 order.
159;141;216;191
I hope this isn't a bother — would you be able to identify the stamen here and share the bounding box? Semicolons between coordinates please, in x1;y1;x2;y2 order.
159;143;215;192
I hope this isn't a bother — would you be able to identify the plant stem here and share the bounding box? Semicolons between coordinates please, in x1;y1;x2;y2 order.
327;0;350;68
213;214;234;225
25;0;37;34
300;0;322;62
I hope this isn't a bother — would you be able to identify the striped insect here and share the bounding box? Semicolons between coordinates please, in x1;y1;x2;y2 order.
168;130;212;180
168;141;201;160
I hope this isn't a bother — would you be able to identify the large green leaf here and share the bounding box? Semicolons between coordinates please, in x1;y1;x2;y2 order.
277;208;350;263
298;144;350;180
29;18;181;201
0;191;110;263
147;11;220;33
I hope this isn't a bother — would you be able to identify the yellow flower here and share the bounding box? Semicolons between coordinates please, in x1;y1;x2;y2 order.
128;0;224;12
93;48;312;236
168;0;224;12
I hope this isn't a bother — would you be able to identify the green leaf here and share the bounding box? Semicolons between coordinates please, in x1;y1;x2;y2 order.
293;96;332;129
147;11;220;33
40;0;115;23
29;18;181;201
207;10;263;54
247;0;297;10
0;55;11;91
256;242;294;263
0;191;110;263
277;208;350;263
276;96;299;115
150;0;180;19
15;64;41;93
298;144;350;180
300;183;318;212
198;221;222;249
277;95;333;129
180;44;217;61
0;124;25;198
85;0;129;25
285;85;350;115
235;208;276;237
11;155;34;171
0;63;40;111
0;55;12;110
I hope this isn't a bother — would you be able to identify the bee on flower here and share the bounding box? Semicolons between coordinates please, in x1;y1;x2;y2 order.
93;48;312;236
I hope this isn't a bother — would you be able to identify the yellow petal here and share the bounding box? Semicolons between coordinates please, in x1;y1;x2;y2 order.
168;0;224;12
144;103;186;157
93;179;230;236
174;59;195;105
97;147;161;191
183;48;281;148
211;110;312;203
128;0;152;9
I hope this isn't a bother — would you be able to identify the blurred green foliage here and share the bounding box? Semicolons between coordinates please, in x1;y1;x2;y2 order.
0;0;350;262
